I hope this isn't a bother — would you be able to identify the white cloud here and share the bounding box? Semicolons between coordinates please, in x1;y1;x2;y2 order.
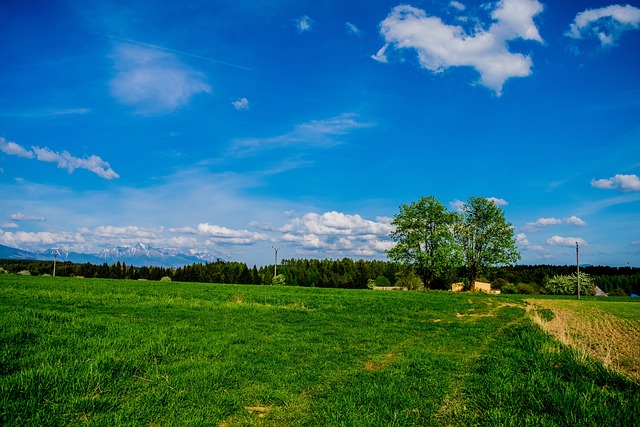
1;222;19;229
278;211;394;256
110;43;211;115
487;197;508;206
0;137;34;158
547;236;587;247
449;1;466;11
371;44;389;63
591;174;640;191
10;212;46;222
1;230;85;246
1;137;119;179
232;97;250;110
566;4;640;46
296;15;313;33
489;0;544;42
346;22;363;36
230;113;371;156
516;232;549;256
565;216;587;226
522;216;586;231
280;211;393;237
449;199;465;212
375;0;544;95
32;146;120;180
197;223;270;245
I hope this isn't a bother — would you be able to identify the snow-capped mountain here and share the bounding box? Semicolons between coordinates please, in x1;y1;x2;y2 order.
0;243;222;268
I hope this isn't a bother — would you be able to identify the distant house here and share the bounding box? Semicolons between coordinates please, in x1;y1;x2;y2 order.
451;281;493;294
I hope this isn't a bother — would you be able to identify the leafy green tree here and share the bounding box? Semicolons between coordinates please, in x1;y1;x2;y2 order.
387;196;460;289
454;197;520;291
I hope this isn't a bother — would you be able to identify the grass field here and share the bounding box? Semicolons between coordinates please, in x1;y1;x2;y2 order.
1;275;639;426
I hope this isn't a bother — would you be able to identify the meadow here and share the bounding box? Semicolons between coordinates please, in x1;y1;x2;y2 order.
1;275;639;426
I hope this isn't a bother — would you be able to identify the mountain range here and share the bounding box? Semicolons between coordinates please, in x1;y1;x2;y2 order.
0;243;222;268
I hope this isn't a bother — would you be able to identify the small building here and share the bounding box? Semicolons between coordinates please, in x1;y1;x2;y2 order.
451;281;493;294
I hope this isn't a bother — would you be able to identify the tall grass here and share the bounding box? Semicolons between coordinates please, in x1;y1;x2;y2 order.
1;275;638;426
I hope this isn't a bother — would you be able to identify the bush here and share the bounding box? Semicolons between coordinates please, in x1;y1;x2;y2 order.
395;269;424;290
18;270;31;276
544;273;594;295
492;278;509;290
160;276;172;282
516;283;537;294
272;274;286;286
375;275;391;288
502;283;517;294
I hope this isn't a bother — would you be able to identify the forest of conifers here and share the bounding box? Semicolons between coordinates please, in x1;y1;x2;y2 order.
1;258;639;295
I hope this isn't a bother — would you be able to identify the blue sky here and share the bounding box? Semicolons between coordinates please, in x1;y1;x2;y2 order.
1;0;639;267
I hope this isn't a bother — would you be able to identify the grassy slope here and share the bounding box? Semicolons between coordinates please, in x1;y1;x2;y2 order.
1;275;638;426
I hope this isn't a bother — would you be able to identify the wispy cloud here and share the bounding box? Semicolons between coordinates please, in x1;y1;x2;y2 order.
592;174;640;191
566;4;640;46
110;43;211;115
374;0;544;95
10;213;46;222
0;137;119;179
0;108;91;118
345;22;363;36
229;113;372;156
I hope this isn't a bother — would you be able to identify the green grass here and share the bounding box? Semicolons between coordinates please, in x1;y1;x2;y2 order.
1;275;639;426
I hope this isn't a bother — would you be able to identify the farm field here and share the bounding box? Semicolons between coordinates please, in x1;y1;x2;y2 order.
1;275;639;426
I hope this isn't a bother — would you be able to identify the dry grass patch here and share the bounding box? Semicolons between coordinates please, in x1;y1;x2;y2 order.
527;299;640;382
364;353;399;371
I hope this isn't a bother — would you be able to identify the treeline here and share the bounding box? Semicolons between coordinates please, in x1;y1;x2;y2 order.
1;258;639;295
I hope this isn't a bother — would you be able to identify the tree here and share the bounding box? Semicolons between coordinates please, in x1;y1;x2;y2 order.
387;196;460;289
455;197;520;291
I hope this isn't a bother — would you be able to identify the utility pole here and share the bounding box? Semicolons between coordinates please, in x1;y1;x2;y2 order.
576;242;580;300
53;253;57;277
272;246;279;277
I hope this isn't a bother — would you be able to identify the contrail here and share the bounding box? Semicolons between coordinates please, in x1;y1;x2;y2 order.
99;33;253;71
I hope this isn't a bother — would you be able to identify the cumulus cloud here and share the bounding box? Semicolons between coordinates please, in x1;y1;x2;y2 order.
32;146;119;179
232;97;250;110
296;15;313;33
197;223;270;245
1;222;18;229
374;0;544;95
523;216;587;231
278;211;394;256
566;4;640;46
0;230;85;246
0;137;119;179
591;174;640;191
0;137;34;158
110;43;211;115
547;236;587;247
487;197;508;206
516;232;550;256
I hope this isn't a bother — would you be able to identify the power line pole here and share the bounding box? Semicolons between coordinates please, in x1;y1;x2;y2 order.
272;246;279;278
576;242;580;300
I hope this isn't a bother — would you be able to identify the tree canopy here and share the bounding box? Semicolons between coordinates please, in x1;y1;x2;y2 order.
387;196;459;289
455;196;521;290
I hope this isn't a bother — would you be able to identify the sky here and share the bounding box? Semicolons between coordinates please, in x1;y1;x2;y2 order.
1;0;639;267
